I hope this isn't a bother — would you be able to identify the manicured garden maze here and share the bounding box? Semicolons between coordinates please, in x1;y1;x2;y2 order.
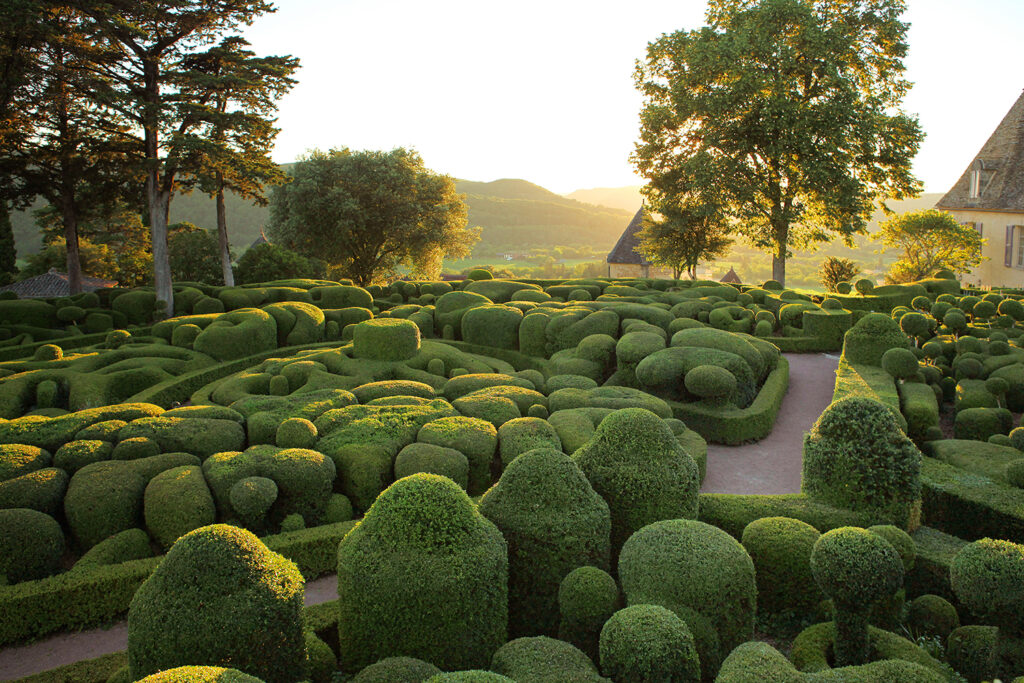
2;271;1024;681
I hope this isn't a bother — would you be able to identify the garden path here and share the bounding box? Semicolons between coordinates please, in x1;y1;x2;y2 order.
0;352;839;680
699;352;840;495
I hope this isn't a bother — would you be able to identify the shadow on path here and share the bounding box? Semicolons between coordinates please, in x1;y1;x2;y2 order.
699;352;840;495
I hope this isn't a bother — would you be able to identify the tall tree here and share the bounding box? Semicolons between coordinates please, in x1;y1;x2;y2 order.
637;197;733;280
82;0;276;315
179;36;297;286
633;0;923;286
10;7;136;294
268;148;480;286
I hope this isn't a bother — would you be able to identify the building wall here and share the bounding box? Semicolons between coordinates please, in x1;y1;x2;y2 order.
946;209;1024;288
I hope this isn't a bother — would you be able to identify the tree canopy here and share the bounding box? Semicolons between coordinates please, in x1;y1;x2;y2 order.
632;0;923;286
267;148;480;286
877;209;985;283
636;202;732;279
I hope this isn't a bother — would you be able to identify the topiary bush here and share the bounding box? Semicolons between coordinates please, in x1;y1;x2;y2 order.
810;527;904;667
491;636;606;683
947;624;997;683
951;538;1024;680
479;448;610;639
881;347;919;381
683;364;738;404
350;656;442;683
599;604;701;683
496;417;561;469
618;518;755;675
352;318;421;361
336;474;508;672
0;507;64;584
572;408;699;561
740;516;821;615
135;666;265;682
841;313;910;366
558;565;621;665
127;524;305;682
393;442;469;490
276;417;318;449
416;416;497;496
802;397;921;528
906;594;960;642
143;465;216;549
72;527;153;572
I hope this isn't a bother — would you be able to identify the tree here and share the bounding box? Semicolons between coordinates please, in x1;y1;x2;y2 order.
267;148;480;286
20;236;118;282
819;256;859;292
876;209;985;284
82;0;278;316
168;224;224;284
235;242;323;285
178;36;298;287
636;201;732;279
633;0;923;287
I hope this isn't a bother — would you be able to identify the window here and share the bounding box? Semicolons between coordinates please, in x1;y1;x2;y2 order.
970;170;981;199
1018;226;1024;267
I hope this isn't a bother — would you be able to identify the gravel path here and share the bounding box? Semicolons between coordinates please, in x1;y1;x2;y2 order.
1;352;838;680
700;352;840;495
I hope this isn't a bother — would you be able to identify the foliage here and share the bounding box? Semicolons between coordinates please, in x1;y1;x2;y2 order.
599;604;701;683
636;200;732;279
20;237;119;283
268;148;479;285
236;243;324;285
877;209;985;283
633;0;922;285
0;205;16;284
168;225;225;285
819;256;859;292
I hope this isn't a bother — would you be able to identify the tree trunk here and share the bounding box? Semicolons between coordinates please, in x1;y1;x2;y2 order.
215;174;234;286
143;62;173;318
61;196;82;295
772;221;789;286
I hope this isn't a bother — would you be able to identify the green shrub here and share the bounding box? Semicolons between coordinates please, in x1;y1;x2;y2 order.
323;493;353;524
170;323;201;348
0;467;69;516
496;417;561;469
416;416;497;496
276;417;318;449
950;538;1024;679
467;268;493;280
394;442;469;489
573;408;699;561
135;666;265;682
280;512;304;532
0;443;52;482
112;291;157;325
53;439;113;474
127;524;305;682
425;673;514;682
618;518;755;672
236;243;322;285
881;347;919;380
558;565;621;664
810;527;904;666
491;636;605;683
350;656;441;683
684;364;737;402
842;313;910;366
947;624;997;683
73;528;153;572
352;318;421;361
111;437;161;461
143;465;216;549
65;453;200;549
802;398;922;528
599;604;701;683
789;621;950;680
263;301;325;347
352;380;435;404
954;407;1013;441
740;516;821;615
479;449;610;639
461;304;523;350
193;308;278;362
336;474;507;672
452;394;521;428
906;594;960;642
119;416;246;458
715;641;801;683
0;508;64;584
229;476;279;527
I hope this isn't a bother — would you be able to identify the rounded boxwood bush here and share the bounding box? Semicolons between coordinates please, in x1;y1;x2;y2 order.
881;347;919;380
0;444;52;482
572;408;699;561
842;313;910;366
947;625;997;683
73;527;153;572
496;417;561;470
171;323;202;348
0;508;64;584
417;416;497;496
394;442;469;490
112;437;161;461
618;518;755;671
229;476;279;526
143;465;216;549
1006;460;1024;488
280;512;304;532
479;448;610;639
683;364;737;402
33;343;63;361
599;604;700;683
558;566;621;664
810;527;904;666
336;474;508;672
951;538;1024;635
136;666;265;683
907;594;960;642
491;636;605;683
351;656;441;683
999;298;1024;320
353;318;421;361
461;304;524;350
53;440;112;474
740;516;821;615
276;417;318;449
802;397;921;528
127;524;305;682
466;268;493;281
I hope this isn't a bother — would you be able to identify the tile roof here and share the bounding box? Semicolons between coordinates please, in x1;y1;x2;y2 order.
0;269;118;299
605;207;651;266
937;89;1024;213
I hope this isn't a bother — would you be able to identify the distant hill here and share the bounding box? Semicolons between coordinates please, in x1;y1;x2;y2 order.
10;176;634;259
565;186;644;213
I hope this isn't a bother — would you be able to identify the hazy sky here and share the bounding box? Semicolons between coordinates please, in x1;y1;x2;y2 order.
241;0;1024;195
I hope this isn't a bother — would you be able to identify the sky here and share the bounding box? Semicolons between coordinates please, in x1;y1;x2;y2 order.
241;0;1024;196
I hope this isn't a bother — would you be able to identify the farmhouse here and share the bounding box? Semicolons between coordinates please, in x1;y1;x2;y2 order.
605;207;673;278
937;89;1024;288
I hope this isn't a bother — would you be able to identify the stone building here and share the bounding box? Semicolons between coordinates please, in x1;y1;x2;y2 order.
605;207;673;279
936;89;1024;288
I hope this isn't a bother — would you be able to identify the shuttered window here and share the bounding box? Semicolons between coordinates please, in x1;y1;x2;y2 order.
1006;225;1014;267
